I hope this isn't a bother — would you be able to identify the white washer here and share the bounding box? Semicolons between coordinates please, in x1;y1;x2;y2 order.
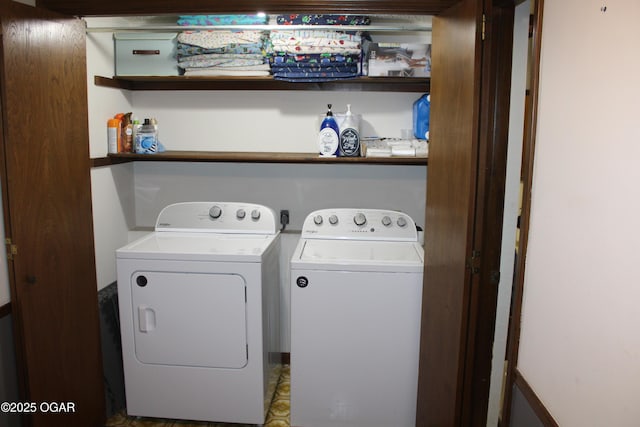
116;202;280;424
290;208;424;427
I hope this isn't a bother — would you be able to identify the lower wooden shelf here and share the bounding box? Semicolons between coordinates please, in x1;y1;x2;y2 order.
94;75;430;92
90;151;428;167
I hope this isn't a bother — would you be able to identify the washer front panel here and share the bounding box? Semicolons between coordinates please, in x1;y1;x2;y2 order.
290;269;422;427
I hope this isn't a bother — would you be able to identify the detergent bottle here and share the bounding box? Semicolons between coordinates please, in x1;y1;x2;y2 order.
338;104;361;157
412;93;430;140
318;104;340;156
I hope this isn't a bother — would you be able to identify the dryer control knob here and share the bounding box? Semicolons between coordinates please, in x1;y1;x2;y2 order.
236;209;246;219
251;209;261;220
209;205;222;219
313;215;323;225
329;214;339;225
354;213;367;226
397;216;408;228
382;216;392;227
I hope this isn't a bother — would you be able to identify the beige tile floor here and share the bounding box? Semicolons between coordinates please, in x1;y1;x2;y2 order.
106;365;290;427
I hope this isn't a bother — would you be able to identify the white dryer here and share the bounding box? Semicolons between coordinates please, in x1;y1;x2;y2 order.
116;202;280;424
290;208;424;427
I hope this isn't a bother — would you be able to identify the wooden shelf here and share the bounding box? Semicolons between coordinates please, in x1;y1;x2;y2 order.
90;151;428;167
39;0;459;17
94;75;430;92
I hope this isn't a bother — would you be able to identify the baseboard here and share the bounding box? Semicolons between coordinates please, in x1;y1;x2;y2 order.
514;368;559;427
0;302;10;318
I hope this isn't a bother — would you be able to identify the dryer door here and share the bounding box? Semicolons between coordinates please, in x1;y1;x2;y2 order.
131;271;247;368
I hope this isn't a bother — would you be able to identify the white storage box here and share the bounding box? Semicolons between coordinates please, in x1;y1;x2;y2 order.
367;43;431;78
114;33;179;76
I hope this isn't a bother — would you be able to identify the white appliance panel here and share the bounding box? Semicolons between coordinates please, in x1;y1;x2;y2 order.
117;232;274;262
290;269;422;427
300;208;418;241
116;202;281;424
131;271;247;368
155;201;277;234
295;239;423;272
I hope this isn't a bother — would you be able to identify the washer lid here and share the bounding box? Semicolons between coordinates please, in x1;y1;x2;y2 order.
117;231;278;262
292;239;424;273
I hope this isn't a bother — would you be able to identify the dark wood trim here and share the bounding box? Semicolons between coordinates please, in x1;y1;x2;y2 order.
38;0;459;17
94;75;431;93
502;0;545;425
0;301;10;318
416;0;483;424
91;151;428;167
0;1;29;406
2;3;106;425
462;1;515;424
513;369;560;427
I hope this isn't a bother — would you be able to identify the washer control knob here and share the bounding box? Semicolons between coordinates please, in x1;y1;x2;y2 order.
236;209;246;219
313;215;323;225
354;213;367;226
397;216;408;228
251;209;261;220
382;216;392;227
209;205;222;219
329;214;339;225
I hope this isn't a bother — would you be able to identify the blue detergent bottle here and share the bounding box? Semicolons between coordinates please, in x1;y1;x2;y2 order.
135;118;158;154
318;104;340;156
413;93;430;140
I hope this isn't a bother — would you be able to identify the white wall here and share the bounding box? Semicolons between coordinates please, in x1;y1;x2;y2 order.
517;2;640;426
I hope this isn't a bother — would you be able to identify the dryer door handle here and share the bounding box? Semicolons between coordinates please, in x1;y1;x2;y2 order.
138;305;156;333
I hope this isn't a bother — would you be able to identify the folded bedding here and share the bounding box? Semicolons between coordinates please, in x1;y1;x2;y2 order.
183;69;271;77
173;16;370;81
179;54;265;69
177;30;267;50
178;15;268;26
276;14;371;26
269;53;360;65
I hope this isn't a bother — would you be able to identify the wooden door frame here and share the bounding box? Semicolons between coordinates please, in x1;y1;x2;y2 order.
500;0;544;425
462;0;516;424
1;3;105;426
415;0;516;425
0;2;28;402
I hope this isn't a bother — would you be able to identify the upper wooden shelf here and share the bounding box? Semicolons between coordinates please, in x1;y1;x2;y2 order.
91;151;428;167
39;0;459;16
94;75;430;93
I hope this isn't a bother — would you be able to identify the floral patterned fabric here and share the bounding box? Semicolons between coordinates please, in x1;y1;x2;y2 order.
176;30;270;76
177;30;267;50
276;14;371;26
268;30;362;81
177;14;268;26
